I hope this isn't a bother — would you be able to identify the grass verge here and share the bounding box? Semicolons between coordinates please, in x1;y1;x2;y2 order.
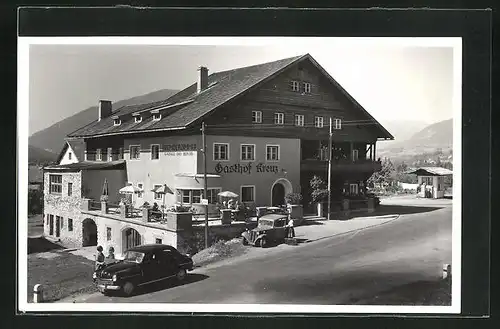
192;238;248;268
28;250;97;302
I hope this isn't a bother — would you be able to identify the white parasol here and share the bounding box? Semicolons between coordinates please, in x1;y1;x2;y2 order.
151;184;175;219
119;184;143;208
218;191;239;198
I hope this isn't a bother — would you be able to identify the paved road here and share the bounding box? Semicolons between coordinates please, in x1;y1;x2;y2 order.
78;199;452;304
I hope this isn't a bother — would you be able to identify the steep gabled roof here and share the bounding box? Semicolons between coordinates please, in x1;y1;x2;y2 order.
407;167;453;176
55;139;86;163
68;54;392;139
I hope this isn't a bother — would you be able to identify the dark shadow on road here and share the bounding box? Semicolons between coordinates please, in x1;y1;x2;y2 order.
251;270;446;305
28;237;64;254
443;195;453;200
349;205;443;219
349;278;452;306
119;273;209;297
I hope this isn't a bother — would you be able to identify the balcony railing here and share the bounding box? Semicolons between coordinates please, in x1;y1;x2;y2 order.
301;158;382;172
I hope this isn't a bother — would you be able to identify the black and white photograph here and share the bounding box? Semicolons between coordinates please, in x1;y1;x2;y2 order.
18;36;462;314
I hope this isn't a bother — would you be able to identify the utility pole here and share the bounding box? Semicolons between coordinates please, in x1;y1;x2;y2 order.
201;122;209;248
327;117;333;220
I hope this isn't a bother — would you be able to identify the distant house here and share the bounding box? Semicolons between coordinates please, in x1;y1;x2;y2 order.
408;167;453;199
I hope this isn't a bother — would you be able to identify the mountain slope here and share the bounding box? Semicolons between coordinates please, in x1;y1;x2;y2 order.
377;120;429;149
29;88;179;154
28;145;57;164
377;118;453;159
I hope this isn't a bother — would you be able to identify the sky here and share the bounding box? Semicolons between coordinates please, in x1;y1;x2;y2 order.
28;38;456;135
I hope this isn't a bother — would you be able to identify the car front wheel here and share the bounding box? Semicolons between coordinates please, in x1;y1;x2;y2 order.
122;281;135;296
242;237;248;245
260;237;267;248
176;268;187;281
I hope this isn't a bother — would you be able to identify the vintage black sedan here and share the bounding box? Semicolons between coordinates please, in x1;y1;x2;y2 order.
93;244;194;296
241;213;288;247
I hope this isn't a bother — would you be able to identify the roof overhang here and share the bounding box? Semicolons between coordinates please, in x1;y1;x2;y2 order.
407;167;453;176
44;160;126;171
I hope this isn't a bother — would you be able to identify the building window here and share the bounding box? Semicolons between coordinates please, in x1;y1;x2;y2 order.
106;227;112;241
129;145;140;160
60;217;64;229
137;183;143;198
107;147;113;161
119;147;124;160
266;145;280;161
350;183;359;195
192;190;202;204
67;182;73;196
291;80;300;91
155;238;162;244
207;188;221;204
334;118;342;130
49;175;62;194
352;149;359;162
134;115;142;123
113;118;121;126
152;113;161;121
240;144;255;161
314;116;324;128
96;148;102;161
295;114;305;126
151;144;160;160
68;218;73;231
181;190;191;204
274;112;284;125
252;110;262;123
422;177;433;185
213;143;229;161
304;82;311;93
241;186;255;203
68;152;72;160
153;184;162;200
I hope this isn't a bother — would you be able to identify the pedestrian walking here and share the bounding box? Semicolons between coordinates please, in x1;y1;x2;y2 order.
95;245;105;271
287;216;295;238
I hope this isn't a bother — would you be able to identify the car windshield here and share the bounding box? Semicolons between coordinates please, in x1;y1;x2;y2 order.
123;251;145;263
258;219;274;227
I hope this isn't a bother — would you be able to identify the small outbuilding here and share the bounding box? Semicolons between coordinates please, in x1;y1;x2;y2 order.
407;167;453;199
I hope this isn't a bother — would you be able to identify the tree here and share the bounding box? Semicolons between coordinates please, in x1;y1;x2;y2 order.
28;188;44;215
368;158;396;187
309;175;329;205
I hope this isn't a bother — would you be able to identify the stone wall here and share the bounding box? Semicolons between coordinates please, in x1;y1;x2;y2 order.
43;171;85;248
81;212;178;257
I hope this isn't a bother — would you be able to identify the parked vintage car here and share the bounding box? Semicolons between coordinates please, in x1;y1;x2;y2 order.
93;244;194;296
241;213;288;247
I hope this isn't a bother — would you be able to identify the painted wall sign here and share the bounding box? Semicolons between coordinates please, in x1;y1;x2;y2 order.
214;162;285;175
165;151;195;156
163;144;197;152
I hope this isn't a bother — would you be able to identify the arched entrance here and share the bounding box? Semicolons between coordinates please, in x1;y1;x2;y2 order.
82;218;97;247
271;178;293;206
122;227;142;251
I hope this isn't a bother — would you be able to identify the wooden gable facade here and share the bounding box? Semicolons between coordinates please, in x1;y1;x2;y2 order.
202;57;385;143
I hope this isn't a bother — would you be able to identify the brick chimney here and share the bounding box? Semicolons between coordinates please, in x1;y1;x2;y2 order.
98;100;113;121
197;66;209;94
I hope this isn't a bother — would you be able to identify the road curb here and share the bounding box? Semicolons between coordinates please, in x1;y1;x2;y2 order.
303;215;400;244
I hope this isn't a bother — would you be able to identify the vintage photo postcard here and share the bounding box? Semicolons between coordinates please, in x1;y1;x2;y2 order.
18;36;462;314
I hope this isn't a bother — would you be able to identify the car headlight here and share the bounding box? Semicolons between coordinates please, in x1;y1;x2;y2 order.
92;272;97;279
112;274;118;282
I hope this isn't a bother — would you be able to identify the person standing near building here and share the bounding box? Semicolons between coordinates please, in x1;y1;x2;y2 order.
95;245;105;271
287;216;295;238
107;246;115;260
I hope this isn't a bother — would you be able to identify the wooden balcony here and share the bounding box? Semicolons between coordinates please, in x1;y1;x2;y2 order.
300;158;382;173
